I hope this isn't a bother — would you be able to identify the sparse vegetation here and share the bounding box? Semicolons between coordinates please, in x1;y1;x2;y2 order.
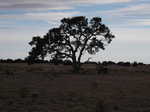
0;63;150;112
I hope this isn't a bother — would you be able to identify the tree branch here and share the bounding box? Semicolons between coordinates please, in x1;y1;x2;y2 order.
77;35;92;63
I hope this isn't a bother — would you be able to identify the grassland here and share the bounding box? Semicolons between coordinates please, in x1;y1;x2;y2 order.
0;63;150;112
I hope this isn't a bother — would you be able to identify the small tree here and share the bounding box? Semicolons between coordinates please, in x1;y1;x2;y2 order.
28;16;115;72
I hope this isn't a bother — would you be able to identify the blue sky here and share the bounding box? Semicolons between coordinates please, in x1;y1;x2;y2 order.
0;0;150;63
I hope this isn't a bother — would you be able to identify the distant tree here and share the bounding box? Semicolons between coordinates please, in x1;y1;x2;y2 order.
117;61;131;67
14;58;25;63
132;61;138;67
28;16;115;72
6;59;14;63
138;62;144;66
132;61;144;67
27;36;46;64
107;61;116;65
102;61;108;66
101;61;116;66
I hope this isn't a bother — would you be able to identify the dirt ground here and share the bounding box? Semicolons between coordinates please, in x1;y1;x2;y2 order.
0;63;150;112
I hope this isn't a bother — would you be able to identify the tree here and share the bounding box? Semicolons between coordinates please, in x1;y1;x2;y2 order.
28;16;115;72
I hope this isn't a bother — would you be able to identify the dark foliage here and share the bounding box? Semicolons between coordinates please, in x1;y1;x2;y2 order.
132;61;138;67
0;58;146;68
102;61;116;66
84;61;97;64
132;61;144;67
63;60;72;65
117;61;131;67
0;59;24;63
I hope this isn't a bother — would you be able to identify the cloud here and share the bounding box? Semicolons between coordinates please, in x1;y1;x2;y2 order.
0;2;73;10
110;3;150;17
25;11;80;23
97;3;150;27
0;0;134;11
72;0;133;4
0;11;80;27
98;3;150;17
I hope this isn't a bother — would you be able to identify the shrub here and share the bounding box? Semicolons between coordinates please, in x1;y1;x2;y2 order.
63;60;72;65
132;61;138;67
117;61;131;67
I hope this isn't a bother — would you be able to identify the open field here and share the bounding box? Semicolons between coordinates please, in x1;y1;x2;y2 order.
0;63;150;112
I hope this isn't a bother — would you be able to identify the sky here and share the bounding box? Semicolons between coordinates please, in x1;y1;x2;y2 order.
0;0;150;63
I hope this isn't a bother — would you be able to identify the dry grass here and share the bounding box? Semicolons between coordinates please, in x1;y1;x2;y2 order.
0;63;150;112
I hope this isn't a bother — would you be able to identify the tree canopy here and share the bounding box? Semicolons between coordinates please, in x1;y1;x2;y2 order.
28;16;115;72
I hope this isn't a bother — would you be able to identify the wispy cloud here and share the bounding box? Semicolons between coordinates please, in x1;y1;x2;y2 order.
97;3;150;27
0;0;134;11
25;11;80;23
72;0;133;4
0;11;80;28
106;3;150;16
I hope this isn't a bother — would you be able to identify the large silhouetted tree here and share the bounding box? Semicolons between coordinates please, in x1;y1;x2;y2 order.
28;16;115;72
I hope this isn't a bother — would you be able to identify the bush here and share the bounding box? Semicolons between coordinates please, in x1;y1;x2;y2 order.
117;61;131;67
132;61;138;67
63;60;72;65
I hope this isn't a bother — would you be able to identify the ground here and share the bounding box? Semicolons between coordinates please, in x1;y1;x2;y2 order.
0;63;150;112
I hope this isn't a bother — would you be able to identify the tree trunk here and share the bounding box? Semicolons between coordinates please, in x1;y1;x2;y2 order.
72;62;81;73
72;55;80;73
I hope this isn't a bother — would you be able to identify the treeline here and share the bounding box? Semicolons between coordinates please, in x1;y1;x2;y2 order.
98;61;145;67
0;58;145;66
0;58;48;64
0;59;27;63
85;61;145;67
0;58;71;65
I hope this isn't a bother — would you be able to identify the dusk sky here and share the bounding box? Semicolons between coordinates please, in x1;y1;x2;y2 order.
0;0;150;63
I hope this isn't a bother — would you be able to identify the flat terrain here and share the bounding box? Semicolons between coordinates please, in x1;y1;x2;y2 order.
0;63;150;112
